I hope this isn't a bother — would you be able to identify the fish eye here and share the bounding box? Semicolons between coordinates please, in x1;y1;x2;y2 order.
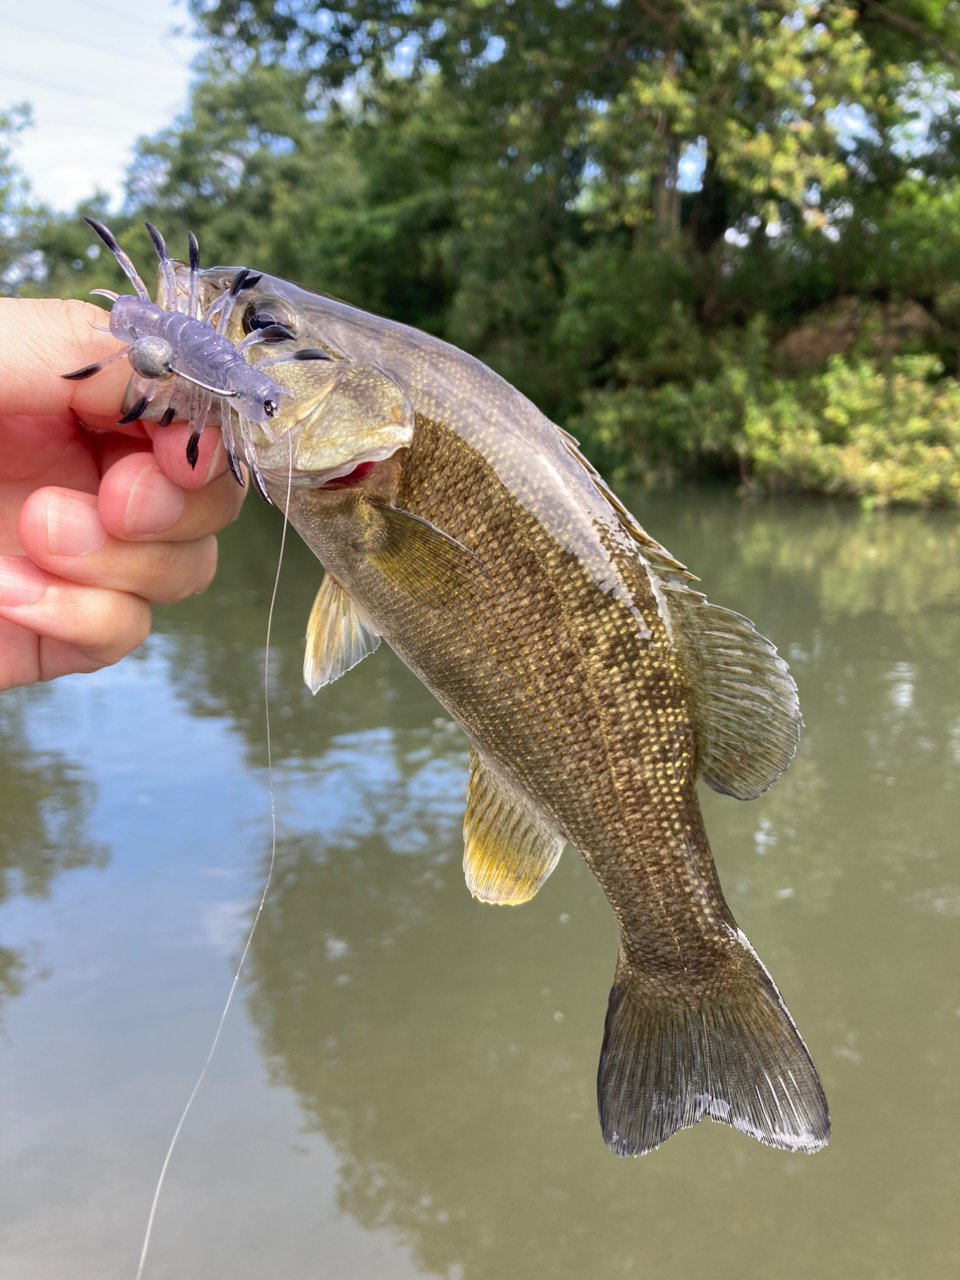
241;299;296;336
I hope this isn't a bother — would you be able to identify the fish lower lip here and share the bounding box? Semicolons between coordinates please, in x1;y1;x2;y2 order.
317;461;377;488
257;461;377;490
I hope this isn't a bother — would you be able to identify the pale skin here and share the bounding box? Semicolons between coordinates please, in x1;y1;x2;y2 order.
0;298;246;690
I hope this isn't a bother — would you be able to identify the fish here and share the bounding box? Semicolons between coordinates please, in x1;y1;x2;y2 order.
137;261;831;1157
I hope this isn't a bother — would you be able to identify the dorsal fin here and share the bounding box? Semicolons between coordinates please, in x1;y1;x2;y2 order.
464;749;565;904
557;433;695;582
556;433;799;798
665;583;801;798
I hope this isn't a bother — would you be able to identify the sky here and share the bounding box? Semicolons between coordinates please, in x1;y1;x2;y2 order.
0;0;202;211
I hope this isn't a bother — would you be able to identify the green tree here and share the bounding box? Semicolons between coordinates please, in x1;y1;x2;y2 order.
16;1;960;503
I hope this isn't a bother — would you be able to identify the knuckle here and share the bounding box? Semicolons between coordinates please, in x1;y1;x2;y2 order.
83;595;152;666
148;536;219;604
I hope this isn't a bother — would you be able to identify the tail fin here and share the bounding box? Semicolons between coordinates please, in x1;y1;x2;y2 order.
597;932;829;1157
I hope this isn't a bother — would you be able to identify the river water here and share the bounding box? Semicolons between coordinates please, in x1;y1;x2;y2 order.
0;487;957;1279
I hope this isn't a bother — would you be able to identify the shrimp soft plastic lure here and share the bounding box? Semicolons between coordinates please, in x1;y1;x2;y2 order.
62;217;303;497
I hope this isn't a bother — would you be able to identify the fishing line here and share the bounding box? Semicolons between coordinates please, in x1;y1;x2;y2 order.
135;435;295;1280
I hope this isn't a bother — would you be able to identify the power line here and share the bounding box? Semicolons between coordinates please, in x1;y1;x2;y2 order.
0;63;182;114
74;0;188;38
1;13;197;68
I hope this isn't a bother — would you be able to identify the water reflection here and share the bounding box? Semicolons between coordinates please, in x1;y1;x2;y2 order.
151;490;960;1278
0;694;106;1009
3;488;954;1279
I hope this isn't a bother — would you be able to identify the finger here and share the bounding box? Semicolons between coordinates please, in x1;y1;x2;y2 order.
147;418;231;489
0;556;152;673
0;616;111;689
0;298;132;426
0;411;101;489
96;452;246;542
17;490;220;605
93;431;154;477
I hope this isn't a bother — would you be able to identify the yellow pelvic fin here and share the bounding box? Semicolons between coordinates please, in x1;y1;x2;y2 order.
464;748;565;905
366;503;489;610
303;573;380;693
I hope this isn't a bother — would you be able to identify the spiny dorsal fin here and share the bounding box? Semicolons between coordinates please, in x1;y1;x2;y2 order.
555;434;799;797
464;748;565;905
664;583;800;799
557;434;695;582
367;503;489;609
303;574;380;693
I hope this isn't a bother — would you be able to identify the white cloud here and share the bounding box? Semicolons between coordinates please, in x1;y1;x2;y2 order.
0;0;201;210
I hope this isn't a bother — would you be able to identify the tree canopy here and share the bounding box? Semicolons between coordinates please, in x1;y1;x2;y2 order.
5;1;960;504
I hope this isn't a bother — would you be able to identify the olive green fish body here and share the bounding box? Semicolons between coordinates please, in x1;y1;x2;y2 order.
200;267;829;1157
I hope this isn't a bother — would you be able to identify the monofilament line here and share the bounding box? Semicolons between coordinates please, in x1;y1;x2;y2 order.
135;438;295;1279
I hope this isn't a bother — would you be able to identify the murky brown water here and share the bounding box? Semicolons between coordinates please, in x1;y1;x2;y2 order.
1;487;957;1279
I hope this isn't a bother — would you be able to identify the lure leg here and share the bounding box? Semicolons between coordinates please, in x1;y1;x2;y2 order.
219;408;247;487
118;378;157;425
62;347;130;382
234;324;296;354
234;415;272;503
185;390;213;469
205;268;263;335
145;222;179;313
187;232;200;319
83;217;152;303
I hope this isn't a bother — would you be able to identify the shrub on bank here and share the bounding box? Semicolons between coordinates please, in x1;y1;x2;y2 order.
575;342;960;509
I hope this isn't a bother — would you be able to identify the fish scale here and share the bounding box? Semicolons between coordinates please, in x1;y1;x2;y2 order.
292;421;765;973
196;264;828;1157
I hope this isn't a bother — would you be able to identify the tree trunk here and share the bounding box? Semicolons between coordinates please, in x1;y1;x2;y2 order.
652;45;680;248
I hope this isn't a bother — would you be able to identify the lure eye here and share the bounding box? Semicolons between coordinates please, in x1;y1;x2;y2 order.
242;299;296;337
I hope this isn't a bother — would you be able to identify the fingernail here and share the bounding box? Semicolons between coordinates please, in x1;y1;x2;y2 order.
0;556;46;607
124;465;185;537
46;493;108;556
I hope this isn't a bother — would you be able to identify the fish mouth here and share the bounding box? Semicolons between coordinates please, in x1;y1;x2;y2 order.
257;444;402;490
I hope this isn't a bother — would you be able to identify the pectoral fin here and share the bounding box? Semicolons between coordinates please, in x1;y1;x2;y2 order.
303;573;380;693
464;749;565;905
365;503;488;609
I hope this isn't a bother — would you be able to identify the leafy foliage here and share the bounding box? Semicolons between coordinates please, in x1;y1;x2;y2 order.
6;1;960;504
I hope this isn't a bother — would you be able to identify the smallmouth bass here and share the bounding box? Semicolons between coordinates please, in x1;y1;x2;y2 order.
150;265;830;1157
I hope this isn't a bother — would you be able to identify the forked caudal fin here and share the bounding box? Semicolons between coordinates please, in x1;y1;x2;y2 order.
597;933;829;1157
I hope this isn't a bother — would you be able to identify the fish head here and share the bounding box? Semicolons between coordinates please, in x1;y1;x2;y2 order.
148;266;416;490
249;356;415;489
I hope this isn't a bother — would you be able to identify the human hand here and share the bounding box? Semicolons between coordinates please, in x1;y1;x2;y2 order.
0;297;246;689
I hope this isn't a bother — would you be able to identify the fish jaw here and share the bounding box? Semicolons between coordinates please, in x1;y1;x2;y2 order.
249;359;415;490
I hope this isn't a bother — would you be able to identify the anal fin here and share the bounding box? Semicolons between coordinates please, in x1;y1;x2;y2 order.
303;573;380;693
464;749;565;905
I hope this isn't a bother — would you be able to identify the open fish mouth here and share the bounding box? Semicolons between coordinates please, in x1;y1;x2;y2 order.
256;445;404;491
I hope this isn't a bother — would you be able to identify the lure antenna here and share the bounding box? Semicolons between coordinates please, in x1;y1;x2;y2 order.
213;268;264;337
145;221;179;312
187;231;200;318
83;216;151;303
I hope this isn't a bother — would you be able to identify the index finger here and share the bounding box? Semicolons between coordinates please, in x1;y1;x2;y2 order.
0;297;134;430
